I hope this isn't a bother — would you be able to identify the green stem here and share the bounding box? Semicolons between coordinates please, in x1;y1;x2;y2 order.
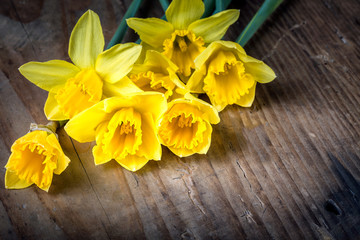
159;0;169;20
159;0;169;11
203;0;215;17
106;0;144;49
213;0;232;14
236;0;283;47
47;121;59;132
58;120;68;128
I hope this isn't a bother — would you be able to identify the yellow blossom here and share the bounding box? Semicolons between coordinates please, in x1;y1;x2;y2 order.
158;93;220;157
129;50;187;100
19;10;142;121
127;0;239;79
187;40;276;111
5;123;70;192
65;92;167;171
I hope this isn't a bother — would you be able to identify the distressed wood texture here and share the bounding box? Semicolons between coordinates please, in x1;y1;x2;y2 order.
1;0;360;239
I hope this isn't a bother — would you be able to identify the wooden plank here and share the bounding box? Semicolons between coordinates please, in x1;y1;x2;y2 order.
0;138;18;240
0;0;359;239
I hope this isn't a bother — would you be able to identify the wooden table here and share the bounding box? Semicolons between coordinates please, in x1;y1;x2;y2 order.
1;0;359;239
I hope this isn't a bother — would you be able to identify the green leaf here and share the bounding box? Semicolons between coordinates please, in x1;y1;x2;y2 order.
236;0;283;47
107;0;144;49
213;0;233;14
159;0;169;11
202;0;216;17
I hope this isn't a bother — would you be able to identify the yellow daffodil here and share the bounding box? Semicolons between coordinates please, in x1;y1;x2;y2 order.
187;40;276;111
158;93;220;157
5;122;70;192
129;50;187;99
127;0;239;79
19;10;142;121
65;92;167;171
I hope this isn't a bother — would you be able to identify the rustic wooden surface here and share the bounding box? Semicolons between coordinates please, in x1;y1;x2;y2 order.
1;0;360;239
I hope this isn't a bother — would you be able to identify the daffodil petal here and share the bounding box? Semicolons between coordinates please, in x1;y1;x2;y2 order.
194;122;212;154
131;92;168;123
55;155;70;175
126;18;174;48
186;64;207;93
102;92;167;124
44;93;68;121
65;100;110;143
116;155;150;172
194;40;246;69
193;42;221;69
95;43;142;84
93;145;112;165
168;120;212;157
137;112;162;160
235;82;257;107
168;146;193;158
165;0;204;29
144;50;179;73
69;10;104;69
46;134;70;175
19;60;80;92
5;170;32;189
136;41;160;64
93;122;112;165
103;76;143;98
183;93;220;124
189;9;239;43
240;55;276;83
220;41;246;54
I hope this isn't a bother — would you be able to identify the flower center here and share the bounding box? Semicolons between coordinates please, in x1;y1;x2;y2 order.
222;62;232;73
175;35;189;52
130;71;175;99
163;30;205;78
120;123;134;135
177;113;193;128
55;68;103;119
100;107;142;160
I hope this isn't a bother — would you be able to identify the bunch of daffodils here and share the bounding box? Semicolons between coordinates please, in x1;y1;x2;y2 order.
5;0;277;192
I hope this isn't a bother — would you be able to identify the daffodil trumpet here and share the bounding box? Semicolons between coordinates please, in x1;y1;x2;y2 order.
158;93;220;157
19;10;142;121
65;92;167;172
187;40;276;111
4;121;70;192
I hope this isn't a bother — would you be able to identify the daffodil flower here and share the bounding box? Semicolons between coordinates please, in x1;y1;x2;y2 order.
19;10;142;120
5;122;70;192
129;50;187;100
65;92;167;171
127;0;239;79
187;40;276;111
158;93;220;157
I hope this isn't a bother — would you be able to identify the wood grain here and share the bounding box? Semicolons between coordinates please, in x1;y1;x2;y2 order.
1;0;359;239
